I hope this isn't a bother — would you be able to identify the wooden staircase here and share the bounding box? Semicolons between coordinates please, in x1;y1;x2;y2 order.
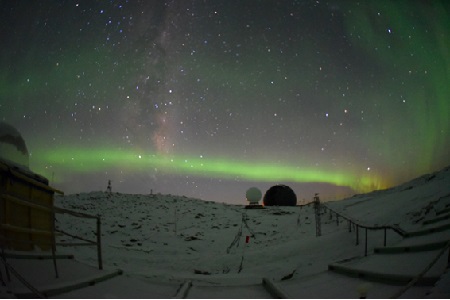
326;202;450;298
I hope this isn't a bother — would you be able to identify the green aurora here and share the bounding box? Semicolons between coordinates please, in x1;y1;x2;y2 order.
35;147;387;193
343;1;450;176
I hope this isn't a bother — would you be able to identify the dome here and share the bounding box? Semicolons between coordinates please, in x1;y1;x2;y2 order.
246;187;262;204
263;184;297;206
0;122;29;168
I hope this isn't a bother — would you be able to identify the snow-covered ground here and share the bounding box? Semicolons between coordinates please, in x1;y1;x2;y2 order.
325;166;450;232
3;166;449;298
55;192;377;282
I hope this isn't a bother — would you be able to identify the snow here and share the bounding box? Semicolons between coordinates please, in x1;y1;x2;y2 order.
324;167;450;231
2;166;450;298
54;193;363;281
0;121;29;168
0;122;22;139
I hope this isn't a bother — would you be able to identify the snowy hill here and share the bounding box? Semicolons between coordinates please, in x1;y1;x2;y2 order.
46;165;450;297
325;166;450;230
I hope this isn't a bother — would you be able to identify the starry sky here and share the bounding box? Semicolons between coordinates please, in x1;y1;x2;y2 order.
1;0;449;204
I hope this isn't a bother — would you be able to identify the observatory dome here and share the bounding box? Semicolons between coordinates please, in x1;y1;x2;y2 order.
0;122;29;168
246;187;262;205
263;184;297;206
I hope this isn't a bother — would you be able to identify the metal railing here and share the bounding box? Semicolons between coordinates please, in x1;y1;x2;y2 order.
54;206;103;270
321;203;406;256
319;199;450;297
0;195;103;270
0;194;103;298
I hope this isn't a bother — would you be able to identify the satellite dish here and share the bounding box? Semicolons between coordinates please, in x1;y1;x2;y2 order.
246;187;262;205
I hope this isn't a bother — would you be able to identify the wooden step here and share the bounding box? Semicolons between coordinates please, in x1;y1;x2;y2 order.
3;251;74;260
423;213;450;225
374;240;448;254
328;264;438;286
15;269;123;298
5;257;123;298
404;223;450;237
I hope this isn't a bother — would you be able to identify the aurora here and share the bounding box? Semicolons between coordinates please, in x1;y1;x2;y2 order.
35;147;387;193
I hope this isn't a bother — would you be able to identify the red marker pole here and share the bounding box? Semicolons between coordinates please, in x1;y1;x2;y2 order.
246;235;250;243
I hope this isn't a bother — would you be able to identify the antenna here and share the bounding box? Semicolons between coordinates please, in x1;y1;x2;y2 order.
314;193;321;237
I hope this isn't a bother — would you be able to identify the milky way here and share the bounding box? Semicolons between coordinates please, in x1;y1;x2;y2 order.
1;1;449;204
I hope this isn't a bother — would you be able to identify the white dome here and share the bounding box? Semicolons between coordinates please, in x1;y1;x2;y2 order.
0;122;29;168
246;187;262;204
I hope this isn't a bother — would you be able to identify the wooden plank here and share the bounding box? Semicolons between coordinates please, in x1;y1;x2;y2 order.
173;280;192;298
0;194;53;213
0;224;53;236
262;278;289;298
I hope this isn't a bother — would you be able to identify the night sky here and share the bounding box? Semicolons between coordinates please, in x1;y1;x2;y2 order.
1;1;449;204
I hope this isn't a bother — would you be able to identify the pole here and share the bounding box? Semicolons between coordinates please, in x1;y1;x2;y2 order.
447;246;450;268
96;216;103;270
51;209;59;278
174;203;178;235
365;228;368;256
356;225;359;246
314;194;321;237
384;228;387;247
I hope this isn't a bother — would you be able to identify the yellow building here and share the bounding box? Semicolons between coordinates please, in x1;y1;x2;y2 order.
0;122;63;251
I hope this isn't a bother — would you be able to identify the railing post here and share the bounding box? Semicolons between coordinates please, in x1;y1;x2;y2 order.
447;245;450;268
96;216;103;270
51;207;59;278
356;225;359;245
365;228;368;256
348;220;352;233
